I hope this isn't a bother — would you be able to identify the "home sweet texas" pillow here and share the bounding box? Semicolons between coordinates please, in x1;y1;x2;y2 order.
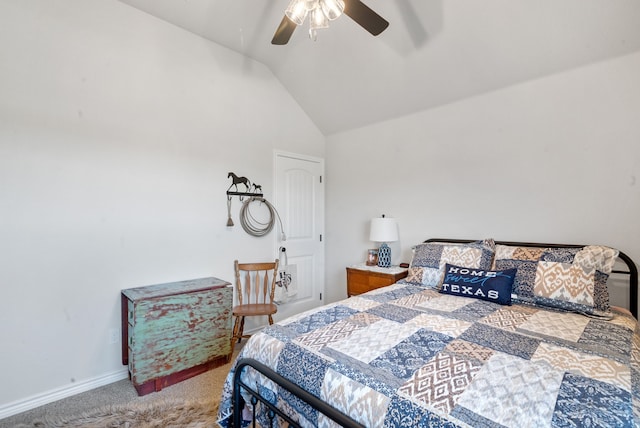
439;263;517;305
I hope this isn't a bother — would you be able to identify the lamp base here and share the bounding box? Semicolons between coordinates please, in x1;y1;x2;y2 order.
377;242;391;268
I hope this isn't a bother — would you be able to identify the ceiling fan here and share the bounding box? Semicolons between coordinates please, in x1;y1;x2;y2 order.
272;0;389;45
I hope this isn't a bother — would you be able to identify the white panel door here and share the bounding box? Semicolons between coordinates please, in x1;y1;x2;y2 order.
273;151;324;320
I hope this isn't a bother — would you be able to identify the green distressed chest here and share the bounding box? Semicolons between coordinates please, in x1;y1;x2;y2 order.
121;277;232;395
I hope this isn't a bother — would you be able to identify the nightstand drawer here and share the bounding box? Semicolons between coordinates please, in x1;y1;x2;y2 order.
346;266;408;297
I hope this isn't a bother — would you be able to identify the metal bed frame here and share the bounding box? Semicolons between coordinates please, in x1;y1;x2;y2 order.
231;239;639;427
232;358;364;428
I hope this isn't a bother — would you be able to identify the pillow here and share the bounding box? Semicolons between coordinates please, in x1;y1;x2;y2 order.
493;244;619;315
439;263;516;305
405;239;495;288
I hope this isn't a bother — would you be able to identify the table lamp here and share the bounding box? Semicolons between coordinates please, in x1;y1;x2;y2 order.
369;215;398;268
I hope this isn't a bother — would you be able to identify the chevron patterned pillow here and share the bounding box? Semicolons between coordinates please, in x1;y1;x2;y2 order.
405;239;495;288
494;245;619;316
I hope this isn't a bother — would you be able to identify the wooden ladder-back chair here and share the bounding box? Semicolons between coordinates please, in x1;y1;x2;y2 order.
231;259;279;355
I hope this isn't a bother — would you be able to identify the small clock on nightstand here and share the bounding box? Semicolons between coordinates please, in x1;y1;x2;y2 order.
346;264;408;297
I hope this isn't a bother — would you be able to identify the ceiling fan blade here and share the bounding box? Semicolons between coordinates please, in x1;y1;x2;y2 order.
343;0;389;36
272;15;297;45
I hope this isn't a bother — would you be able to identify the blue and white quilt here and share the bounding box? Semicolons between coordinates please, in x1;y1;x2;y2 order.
217;282;640;427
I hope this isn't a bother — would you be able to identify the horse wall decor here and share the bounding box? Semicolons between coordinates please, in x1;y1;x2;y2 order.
226;172;263;198
227;172;251;192
226;172;265;228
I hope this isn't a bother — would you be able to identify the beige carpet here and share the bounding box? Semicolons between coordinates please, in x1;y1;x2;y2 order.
2;353;238;428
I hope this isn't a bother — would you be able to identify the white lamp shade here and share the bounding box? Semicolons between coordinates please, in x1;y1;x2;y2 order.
369;217;398;243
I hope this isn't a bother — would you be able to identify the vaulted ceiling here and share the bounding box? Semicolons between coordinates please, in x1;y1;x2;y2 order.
118;0;640;135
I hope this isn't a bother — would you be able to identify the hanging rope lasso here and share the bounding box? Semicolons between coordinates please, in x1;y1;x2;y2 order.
239;196;286;240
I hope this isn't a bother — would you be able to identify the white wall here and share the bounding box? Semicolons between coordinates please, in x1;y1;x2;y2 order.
326;51;640;308
0;0;324;413
2;0;639;418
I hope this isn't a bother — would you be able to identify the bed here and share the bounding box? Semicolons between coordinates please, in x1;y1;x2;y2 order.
217;239;639;427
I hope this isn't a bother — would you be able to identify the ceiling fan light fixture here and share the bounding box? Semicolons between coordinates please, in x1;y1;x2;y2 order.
273;0;387;45
309;6;329;40
320;0;344;20
310;7;329;29
285;0;309;26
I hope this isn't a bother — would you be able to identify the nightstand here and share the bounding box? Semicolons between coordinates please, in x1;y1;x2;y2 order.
346;264;408;297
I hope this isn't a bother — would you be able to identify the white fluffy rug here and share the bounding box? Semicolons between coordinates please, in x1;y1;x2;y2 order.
15;400;218;428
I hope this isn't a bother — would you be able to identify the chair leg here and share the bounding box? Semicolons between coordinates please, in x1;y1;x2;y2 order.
231;316;241;356
238;316;245;342
268;315;274;325
232;316;241;340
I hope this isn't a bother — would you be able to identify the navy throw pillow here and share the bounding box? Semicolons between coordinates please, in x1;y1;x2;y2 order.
440;263;516;305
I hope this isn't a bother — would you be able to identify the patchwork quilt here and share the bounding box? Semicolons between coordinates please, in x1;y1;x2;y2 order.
217;283;640;428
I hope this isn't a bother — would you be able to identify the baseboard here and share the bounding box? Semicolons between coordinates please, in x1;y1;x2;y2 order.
0;368;130;420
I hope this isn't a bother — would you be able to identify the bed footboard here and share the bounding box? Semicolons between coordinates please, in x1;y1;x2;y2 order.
233;358;364;428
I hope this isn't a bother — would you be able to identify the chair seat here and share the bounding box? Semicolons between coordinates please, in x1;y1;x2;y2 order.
233;303;277;317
